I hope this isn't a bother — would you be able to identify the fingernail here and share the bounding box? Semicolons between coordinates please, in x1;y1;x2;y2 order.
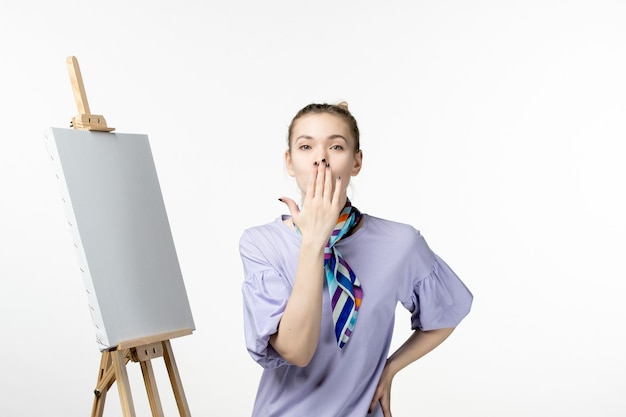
326;163;330;168
321;158;326;163
337;176;341;180
314;161;319;166
278;198;283;202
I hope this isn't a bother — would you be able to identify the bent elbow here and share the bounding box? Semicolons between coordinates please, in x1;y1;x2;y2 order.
282;350;314;367
269;333;317;367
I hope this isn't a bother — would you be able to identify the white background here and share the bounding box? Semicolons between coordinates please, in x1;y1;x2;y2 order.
1;1;625;416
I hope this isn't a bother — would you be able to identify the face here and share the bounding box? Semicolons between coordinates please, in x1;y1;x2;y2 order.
285;113;362;197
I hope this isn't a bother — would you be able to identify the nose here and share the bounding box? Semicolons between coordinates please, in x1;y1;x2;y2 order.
317;150;328;164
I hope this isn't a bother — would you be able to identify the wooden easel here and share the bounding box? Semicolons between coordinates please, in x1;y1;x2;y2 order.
66;56;192;417
91;329;193;417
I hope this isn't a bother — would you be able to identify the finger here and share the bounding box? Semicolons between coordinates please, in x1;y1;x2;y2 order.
380;392;392;417
305;162;319;200
278;197;299;220
314;159;326;199
323;161;334;201
331;174;344;209
368;390;380;414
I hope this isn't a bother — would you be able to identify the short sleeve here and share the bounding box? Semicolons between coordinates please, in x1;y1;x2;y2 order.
240;231;291;368
401;254;473;331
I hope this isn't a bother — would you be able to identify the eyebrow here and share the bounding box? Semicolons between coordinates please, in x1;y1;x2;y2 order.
295;134;348;142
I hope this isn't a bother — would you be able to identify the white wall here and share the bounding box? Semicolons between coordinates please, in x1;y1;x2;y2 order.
1;1;624;416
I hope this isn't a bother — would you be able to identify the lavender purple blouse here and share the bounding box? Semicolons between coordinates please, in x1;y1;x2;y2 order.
240;214;472;417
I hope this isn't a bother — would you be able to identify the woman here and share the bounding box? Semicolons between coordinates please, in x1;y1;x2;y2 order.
240;102;472;417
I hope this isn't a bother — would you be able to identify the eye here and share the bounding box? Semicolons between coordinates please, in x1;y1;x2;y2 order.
299;144;311;150
330;144;344;150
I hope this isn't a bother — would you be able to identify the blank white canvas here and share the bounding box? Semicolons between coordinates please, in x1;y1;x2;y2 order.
44;127;195;350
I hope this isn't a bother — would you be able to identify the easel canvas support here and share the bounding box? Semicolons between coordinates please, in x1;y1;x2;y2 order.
66;56;114;132
91;329;192;417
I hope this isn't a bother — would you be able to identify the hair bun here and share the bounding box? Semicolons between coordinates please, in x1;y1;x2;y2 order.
336;101;349;110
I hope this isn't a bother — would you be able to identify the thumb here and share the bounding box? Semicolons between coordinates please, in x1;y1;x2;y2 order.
278;197;299;218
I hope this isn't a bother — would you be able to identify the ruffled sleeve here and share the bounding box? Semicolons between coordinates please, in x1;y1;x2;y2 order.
240;230;291;368
401;254;473;331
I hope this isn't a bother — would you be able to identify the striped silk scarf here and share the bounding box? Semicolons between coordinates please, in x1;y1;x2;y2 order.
295;199;363;348
324;199;363;349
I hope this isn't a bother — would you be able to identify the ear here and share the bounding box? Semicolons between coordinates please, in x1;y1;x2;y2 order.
351;150;363;176
285;150;295;177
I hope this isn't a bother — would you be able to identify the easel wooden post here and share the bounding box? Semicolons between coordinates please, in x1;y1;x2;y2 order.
66;56;192;417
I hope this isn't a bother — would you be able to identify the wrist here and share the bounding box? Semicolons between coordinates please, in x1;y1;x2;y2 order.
299;236;328;253
383;357;403;378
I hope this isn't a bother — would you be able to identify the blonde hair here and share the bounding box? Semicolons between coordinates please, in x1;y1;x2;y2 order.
287;102;360;152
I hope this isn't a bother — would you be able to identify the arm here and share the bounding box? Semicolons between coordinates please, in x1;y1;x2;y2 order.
268;238;325;366
270;162;344;367
369;327;455;416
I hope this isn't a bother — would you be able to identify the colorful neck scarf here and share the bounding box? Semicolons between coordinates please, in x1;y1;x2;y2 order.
296;199;363;349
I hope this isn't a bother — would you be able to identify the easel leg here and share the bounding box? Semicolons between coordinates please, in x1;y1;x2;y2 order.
91;351;112;417
112;349;137;417
140;358;165;417
163;340;192;417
